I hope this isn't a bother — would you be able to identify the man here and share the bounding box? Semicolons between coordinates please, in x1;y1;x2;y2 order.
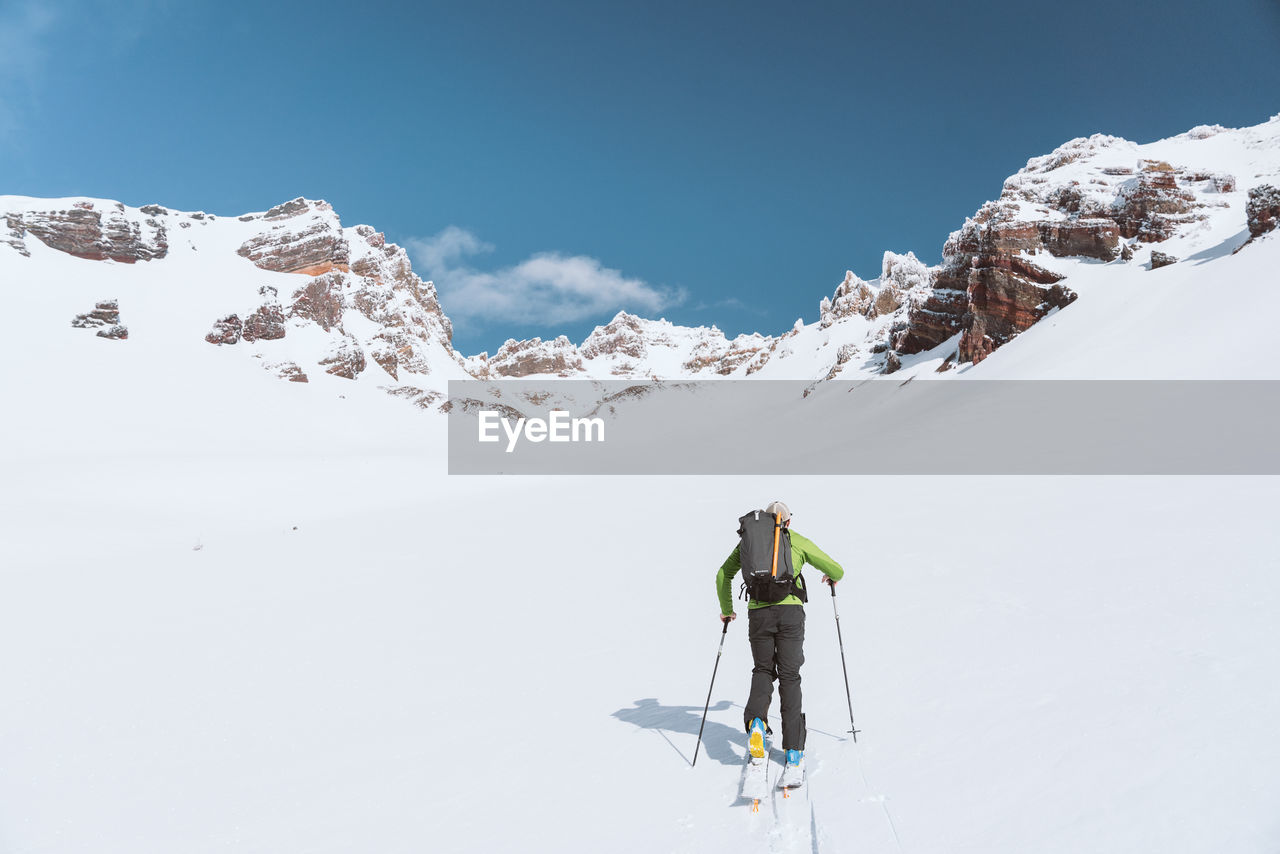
716;500;843;788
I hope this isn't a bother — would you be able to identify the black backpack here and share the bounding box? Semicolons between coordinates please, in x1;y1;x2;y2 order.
737;509;807;604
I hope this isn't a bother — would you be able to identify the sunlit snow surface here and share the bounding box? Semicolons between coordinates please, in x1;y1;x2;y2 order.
3;119;1280;853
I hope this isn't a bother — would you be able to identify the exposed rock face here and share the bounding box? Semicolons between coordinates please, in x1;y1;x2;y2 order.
289;271;345;331
381;385;443;409
897;218;1081;364
13;203;168;263
71;299;120;328
342;232;457;381
71;299;131;340
319;337;366;379
817;253;927;336
3;214;29;256
1038;220;1122;259
872;285;903;317
1110;160;1199;242
579;311;777;376
894;282;967;354
463;310;782;379
684;334;772;375
1184;171;1236;193
959;278;1075;363
205;314;242;345
1150;251;1178;269
580;313;648;360
823;271;875;322
485;335;585;377
205;214;459;387
367;329;430;379
882;137;1239;365
263;360;308;382
236;198;350;276
876;252;930;311
1246;184;1280;239
242;288;287;342
242;305;287;342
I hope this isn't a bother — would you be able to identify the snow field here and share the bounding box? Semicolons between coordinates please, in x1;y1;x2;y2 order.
4;440;1279;852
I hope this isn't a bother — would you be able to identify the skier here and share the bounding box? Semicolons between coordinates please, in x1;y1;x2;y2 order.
717;500;844;789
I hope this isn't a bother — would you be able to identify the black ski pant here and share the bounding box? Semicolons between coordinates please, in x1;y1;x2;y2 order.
744;604;806;751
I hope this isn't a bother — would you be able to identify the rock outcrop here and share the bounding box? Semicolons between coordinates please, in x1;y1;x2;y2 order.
319;336;367;380
478;335;585;378
3;214;28;256
71;299;120;328
12;202;168;263
462;310;783;379
205;315;242;345
241;287;287;342
824;271;875;322
13;114;1280;402
346;224;456;377
262;360;308;383
683;333;773;376
236;198;350;276
288;271;346;331
1246;184;1280;240
880;136;1241;365
204;213;459;388
580;312;650;361
71;299;129;340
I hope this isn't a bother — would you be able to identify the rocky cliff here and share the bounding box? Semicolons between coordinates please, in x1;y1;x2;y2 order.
6;200;168;263
210;199;462;394
883;139;1238;366
3;115;1278;403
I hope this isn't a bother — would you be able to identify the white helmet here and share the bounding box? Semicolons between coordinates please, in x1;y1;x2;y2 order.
765;500;791;524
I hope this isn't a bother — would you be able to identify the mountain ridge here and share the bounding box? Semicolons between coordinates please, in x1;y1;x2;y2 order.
4;114;1279;408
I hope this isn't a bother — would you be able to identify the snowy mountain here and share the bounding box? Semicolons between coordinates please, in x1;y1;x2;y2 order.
4;118;1280;854
464;115;1280;382
4;115;1279;412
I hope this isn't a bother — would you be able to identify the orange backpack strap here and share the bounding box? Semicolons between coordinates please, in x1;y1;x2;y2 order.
770;514;781;577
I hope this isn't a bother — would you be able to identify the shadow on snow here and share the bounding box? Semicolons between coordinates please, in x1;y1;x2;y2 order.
612;697;744;767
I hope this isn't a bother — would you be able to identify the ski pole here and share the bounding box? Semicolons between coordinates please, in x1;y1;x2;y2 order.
830;582;861;741
692;618;730;767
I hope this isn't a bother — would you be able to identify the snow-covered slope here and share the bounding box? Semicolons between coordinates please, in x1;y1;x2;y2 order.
465;115;1280;383
4;114;1280;407
3;444;1278;852
3;118;1280;854
1;195;471;415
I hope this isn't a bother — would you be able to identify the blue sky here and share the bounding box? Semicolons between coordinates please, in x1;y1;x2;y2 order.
2;0;1278;354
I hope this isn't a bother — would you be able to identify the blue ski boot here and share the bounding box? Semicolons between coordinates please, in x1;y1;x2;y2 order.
779;749;805;789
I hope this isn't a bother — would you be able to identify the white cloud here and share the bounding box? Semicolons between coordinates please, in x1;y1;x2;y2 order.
407;227;685;326
406;226;493;272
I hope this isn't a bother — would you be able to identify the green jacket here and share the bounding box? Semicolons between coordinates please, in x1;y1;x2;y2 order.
717;529;844;615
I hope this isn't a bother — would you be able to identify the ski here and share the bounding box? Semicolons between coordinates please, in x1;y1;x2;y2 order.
772;752;814;851
778;766;805;792
778;760;805;791
741;754;769;812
